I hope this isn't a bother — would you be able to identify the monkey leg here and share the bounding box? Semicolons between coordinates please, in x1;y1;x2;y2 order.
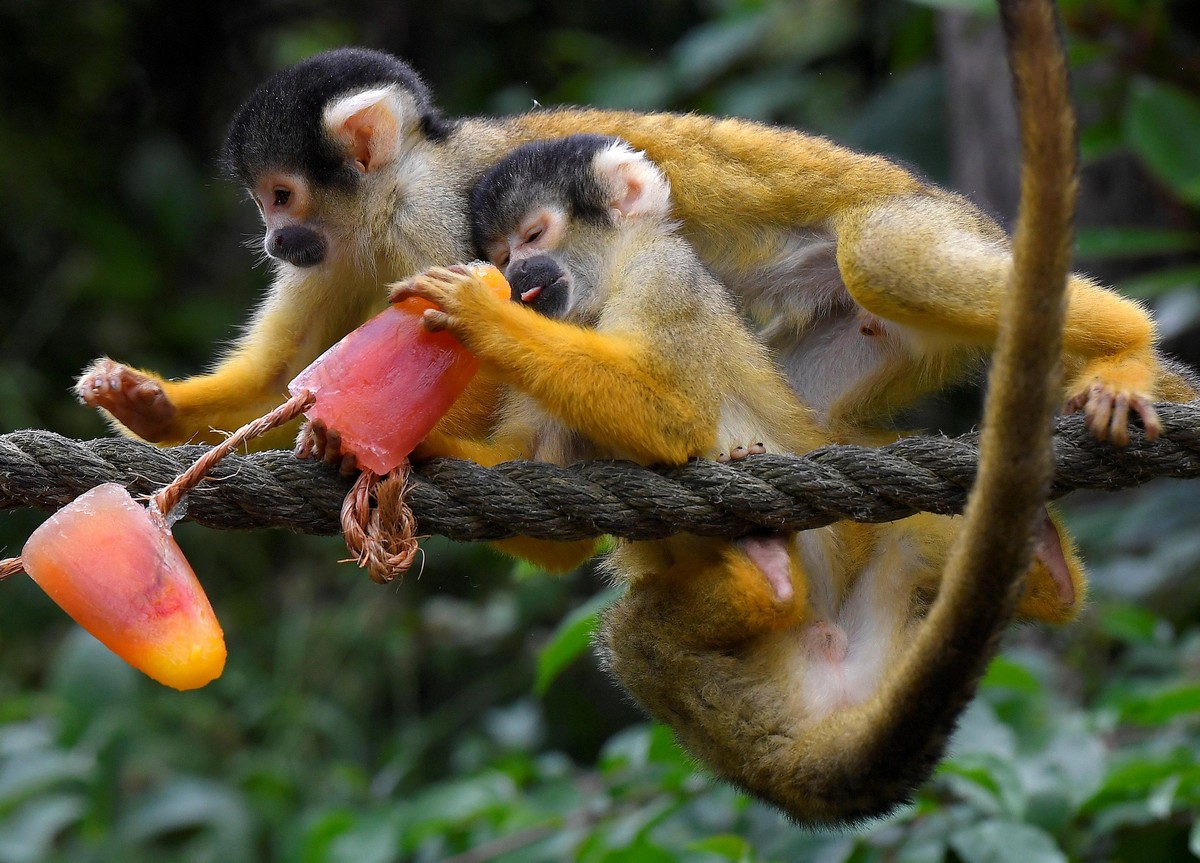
1016;508;1086;624
833;193;1167;443
615;535;806;650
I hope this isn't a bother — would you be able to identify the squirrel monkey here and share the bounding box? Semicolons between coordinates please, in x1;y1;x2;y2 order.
77;39;1194;450
600;0;1086;824
403;96;1083;825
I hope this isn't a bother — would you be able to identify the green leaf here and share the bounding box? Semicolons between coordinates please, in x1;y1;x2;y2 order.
118;778;253;858
689;834;752;861
1079;120;1124;162
0;794;84;863
948;821;1067;863
597;840;676;863
1105;685;1200;727
938;754;1025;819
1124;77;1200;206
325;810;403;863
980;656;1041;695
1076;227;1200;260
904;0;996;14
1189;817;1200;857
535;587;621;695
673;15;766;86
1097;603;1161;644
1118;265;1200;299
0;750;94;808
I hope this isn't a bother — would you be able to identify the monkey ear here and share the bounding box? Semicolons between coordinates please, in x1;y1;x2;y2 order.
324;87;408;173
593;143;672;219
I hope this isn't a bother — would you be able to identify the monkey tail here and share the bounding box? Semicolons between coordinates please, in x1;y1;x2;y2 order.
757;0;1078;824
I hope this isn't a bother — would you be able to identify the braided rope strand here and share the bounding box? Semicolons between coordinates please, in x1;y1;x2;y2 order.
1;404;1198;542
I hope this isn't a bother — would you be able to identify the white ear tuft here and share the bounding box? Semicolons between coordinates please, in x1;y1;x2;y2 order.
592;142;672;219
323;86;406;173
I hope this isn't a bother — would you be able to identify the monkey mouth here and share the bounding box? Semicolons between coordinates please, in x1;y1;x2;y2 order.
520;286;543;303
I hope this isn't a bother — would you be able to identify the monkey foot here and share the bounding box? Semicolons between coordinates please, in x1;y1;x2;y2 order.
76;359;177;443
736;534;795;603
1064;379;1160;447
293;418;359;475
717;442;767;463
1032;510;1075;608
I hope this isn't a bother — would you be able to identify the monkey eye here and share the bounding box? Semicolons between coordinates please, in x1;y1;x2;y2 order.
523;226;543;245
273;188;291;207
486;243;510;268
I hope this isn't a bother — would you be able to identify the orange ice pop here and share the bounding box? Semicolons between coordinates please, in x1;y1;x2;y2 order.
21;483;225;691
290;263;511;474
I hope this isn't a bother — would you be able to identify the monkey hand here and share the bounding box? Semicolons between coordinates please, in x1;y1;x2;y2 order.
1063;359;1160;446
76;358;178;443
388;265;507;350
293;418;359;474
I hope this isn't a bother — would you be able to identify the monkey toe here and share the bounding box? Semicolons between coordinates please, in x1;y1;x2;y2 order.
724;441;767;462
1071;380;1160;447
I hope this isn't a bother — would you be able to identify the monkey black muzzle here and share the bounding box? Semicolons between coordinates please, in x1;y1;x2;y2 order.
268;225;327;268
506;254;571;319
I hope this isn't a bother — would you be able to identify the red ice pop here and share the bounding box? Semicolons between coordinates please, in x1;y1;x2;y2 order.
289;263;511;474
21;483;226;691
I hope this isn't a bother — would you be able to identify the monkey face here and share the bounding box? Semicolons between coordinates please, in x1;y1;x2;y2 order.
251;173;329;268
506;254;573;319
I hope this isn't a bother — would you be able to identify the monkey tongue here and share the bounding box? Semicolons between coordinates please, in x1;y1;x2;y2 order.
520;285;544;303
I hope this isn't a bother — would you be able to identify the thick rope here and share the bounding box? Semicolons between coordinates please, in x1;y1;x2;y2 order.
1;403;1198;542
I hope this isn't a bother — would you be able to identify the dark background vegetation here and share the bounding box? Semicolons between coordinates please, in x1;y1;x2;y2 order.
1;0;1199;860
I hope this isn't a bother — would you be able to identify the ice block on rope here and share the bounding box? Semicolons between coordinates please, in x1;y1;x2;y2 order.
289;263;512;474
20;483;226;691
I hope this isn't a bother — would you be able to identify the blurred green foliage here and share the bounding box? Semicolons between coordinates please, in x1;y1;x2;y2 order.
0;0;1198;860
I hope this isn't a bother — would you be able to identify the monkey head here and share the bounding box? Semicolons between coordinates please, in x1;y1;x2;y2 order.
220;48;453;271
470;134;673;320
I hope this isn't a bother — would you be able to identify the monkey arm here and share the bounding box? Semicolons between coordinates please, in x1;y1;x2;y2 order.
80;268;388;448
391;268;713;466
77;356;298;449
832;193;1184;443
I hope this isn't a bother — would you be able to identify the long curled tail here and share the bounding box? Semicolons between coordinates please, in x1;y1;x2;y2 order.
770;0;1078;822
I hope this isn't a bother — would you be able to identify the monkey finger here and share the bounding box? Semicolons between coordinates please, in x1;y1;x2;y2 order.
310;418;328;459
1063;389;1087;415
294;422;315;459
392;279;449;308
1134;397;1162;441
338;451;358;476
1108;394;1130;447
385;280;414;304
322;427;344;467
748;442;767;456
1084;386;1113;441
422;309;451;332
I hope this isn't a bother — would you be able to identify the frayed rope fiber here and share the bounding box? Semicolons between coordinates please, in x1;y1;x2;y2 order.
2;404;1198;542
